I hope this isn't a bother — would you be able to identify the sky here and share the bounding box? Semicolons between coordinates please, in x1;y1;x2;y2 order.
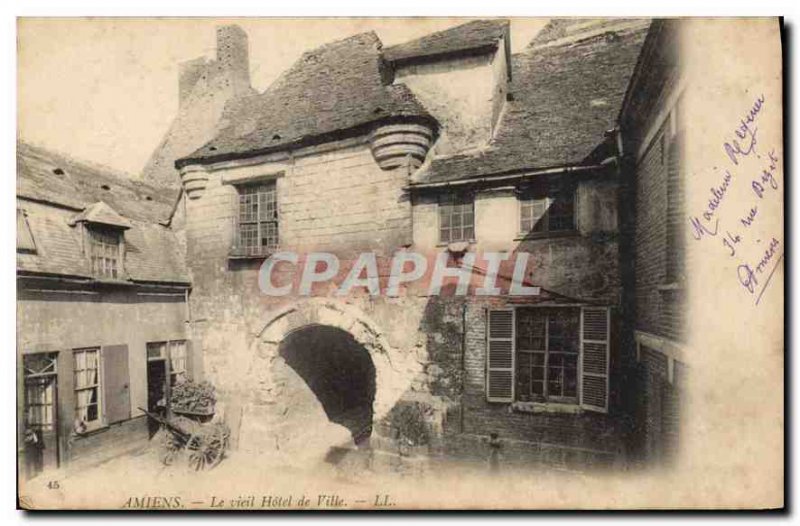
17;18;548;177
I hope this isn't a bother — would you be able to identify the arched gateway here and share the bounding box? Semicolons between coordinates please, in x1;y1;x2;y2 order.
235;299;421;459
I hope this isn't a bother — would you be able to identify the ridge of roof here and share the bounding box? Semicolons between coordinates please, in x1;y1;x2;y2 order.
383;19;510;64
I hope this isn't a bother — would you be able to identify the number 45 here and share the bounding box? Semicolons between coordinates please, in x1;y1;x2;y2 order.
47;480;60;490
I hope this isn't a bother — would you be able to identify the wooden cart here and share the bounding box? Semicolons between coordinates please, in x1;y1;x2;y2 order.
139;407;229;471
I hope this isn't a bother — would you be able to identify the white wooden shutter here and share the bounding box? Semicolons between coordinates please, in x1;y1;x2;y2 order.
580;307;610;413
486;309;515;402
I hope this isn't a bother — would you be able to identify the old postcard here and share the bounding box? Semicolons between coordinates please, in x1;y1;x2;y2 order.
16;17;784;510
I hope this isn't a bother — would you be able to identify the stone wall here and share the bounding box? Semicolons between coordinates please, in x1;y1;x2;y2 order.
394;54;498;156
178;121;627;468
178;137;453;455
411;176;620;304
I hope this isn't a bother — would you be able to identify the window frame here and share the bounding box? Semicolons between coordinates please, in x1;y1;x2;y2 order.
72;347;104;432
23;352;58;433
515;307;580;405
437;193;475;245
168;340;188;386
517;182;577;238
88;226;123;280
147;339;188;387
233;181;279;257
664;103;685;285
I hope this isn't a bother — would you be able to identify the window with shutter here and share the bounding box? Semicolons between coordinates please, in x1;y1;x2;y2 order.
515;308;580;403
580;307;610;412
666;129;685;282
486;309;515;402
17;208;36;253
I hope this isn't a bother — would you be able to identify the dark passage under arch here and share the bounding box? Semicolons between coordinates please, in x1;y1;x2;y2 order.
278;325;376;444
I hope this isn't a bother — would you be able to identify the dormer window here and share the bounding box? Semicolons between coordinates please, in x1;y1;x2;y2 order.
69;201;131;280
89;226;122;279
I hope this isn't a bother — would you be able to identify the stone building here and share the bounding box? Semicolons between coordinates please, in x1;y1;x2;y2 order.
16;142;192;479
169;18;653;470
18;18;683;476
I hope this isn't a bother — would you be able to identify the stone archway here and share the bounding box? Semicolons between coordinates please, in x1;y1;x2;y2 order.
236;299;421;460
278;325;376;444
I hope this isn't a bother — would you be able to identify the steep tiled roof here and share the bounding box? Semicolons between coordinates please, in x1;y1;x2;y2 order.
412;18;651;185
17;142;189;283
177;32;435;168
382;19;509;64
18;142;177;223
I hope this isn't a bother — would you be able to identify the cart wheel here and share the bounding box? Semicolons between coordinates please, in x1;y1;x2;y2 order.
204;439;224;469
188;451;207;471
161;431;183;466
208;426;230;469
186;433;206;471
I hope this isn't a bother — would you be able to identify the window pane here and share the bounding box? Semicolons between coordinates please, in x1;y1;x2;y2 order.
74;349;101;424
147;342;164;360
87;401;98;422
260;221;278;249
438;195;474;243
564;362;578;398
516;308;580;403
238;182;278;253
89;228;120;278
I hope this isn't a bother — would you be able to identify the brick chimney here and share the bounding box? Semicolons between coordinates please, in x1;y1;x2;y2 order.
177;24;251;107
142;24;254;189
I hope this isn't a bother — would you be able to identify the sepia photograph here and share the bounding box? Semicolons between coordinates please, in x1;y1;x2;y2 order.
14;13;784;511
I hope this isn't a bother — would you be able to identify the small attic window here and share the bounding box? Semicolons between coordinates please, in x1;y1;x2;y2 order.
100;184;111;191
52;168;64;175
17;209;36;253
272;134;281;141
209;146;217;151
88;226;122;279
373;107;384;114
145;196;153;201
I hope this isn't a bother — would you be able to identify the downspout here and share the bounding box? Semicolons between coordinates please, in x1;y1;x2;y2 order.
460;301;467;434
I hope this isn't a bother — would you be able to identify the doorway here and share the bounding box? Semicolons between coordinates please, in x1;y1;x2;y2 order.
23;352;59;479
146;342;169;437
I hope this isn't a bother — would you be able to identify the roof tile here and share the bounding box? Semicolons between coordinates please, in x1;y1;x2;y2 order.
17;143;189;283
383;19;509;63
411;18;651;184
177;32;435;167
